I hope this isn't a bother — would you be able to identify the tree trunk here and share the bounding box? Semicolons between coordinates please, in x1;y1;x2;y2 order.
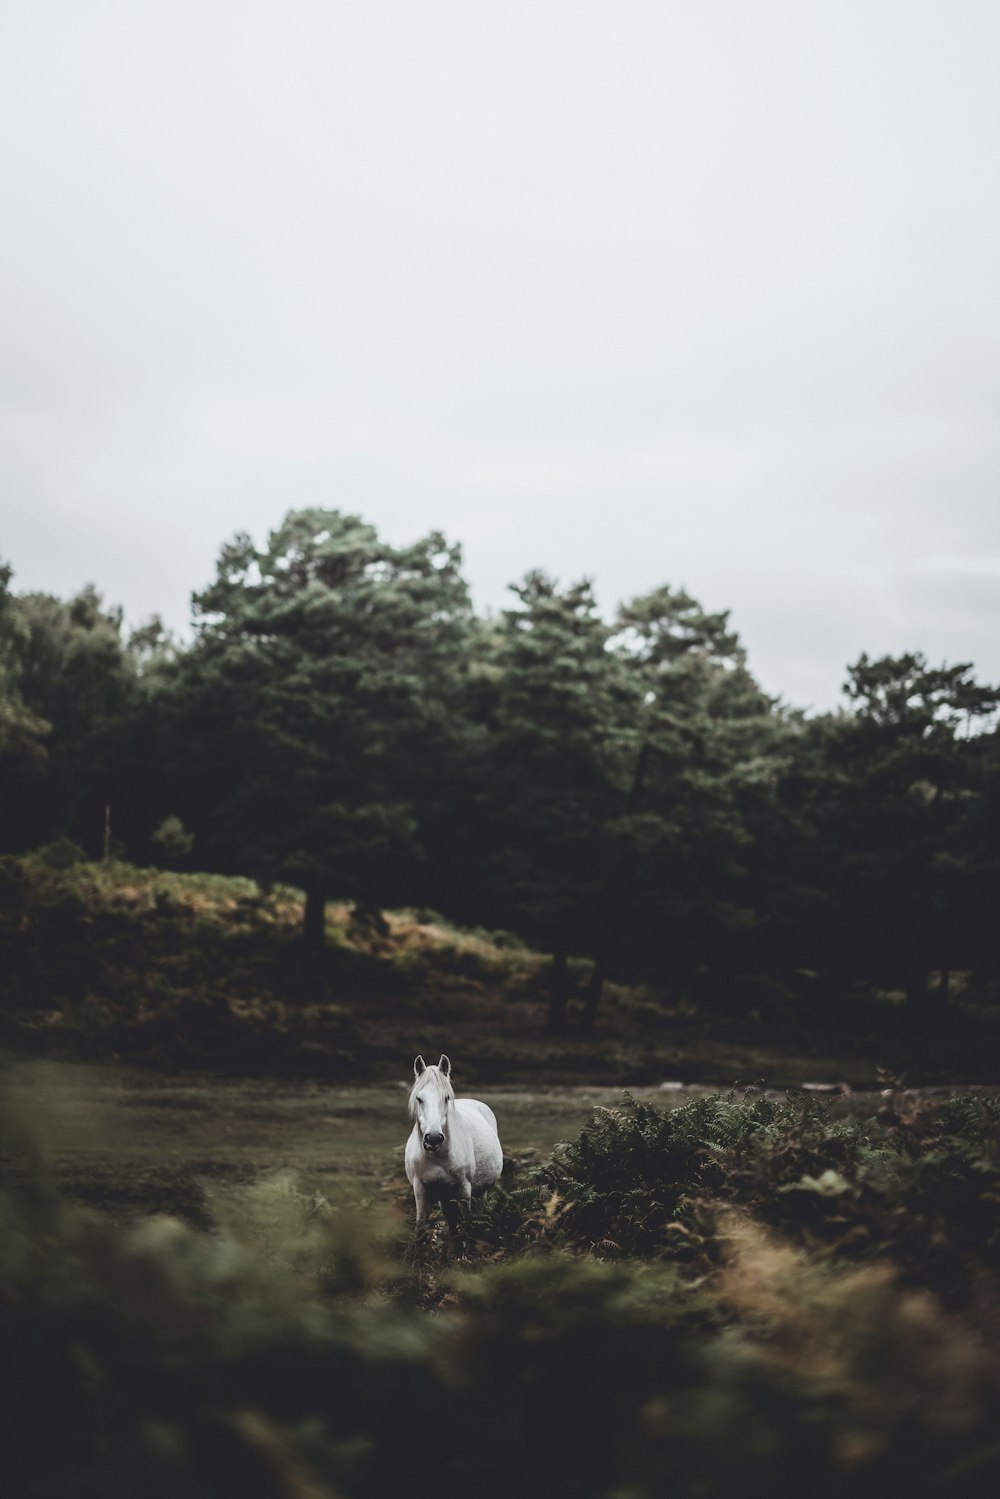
303;882;327;949
547;948;570;1033
582;954;606;1032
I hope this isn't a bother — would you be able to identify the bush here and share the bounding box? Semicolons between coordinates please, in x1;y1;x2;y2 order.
34;836;87;870
150;815;195;866
473;1091;1000;1302
4;1092;1000;1497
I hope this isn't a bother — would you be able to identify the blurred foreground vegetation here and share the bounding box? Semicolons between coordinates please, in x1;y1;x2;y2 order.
3;1084;1000;1497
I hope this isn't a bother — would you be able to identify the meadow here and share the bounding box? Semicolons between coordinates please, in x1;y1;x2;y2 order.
3;1059;1000;1497
3;858;1000;1496
1;1058;697;1224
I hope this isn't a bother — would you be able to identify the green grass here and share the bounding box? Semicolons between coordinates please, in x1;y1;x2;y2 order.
0;1058;715;1222
4;1072;1000;1498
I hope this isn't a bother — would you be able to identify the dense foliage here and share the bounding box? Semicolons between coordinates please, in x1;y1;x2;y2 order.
4;1088;1000;1497
479;1090;1000;1303
4;848;998;1089
2;509;999;1036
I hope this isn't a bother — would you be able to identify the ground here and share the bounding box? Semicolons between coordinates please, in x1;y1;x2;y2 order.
4;1057;992;1230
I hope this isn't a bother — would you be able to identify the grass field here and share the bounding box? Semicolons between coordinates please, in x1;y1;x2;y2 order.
5;859;1000;1494
0;1058;705;1225
4;1057;994;1232
5;1058;1000;1496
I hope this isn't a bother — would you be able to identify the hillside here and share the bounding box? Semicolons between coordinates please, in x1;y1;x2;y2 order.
1;850;997;1087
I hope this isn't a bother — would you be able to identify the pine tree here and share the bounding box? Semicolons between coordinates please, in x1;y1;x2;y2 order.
0;561;49;772
169;509;473;945
3;580;142;853
607;586;783;1008
477;572;638;1030
819;653;1000;1010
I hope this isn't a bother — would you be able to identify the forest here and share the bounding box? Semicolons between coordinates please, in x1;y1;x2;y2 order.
4;506;1000;1497
2;506;999;1049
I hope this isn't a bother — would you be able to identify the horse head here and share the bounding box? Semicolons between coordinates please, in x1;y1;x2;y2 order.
410;1054;453;1152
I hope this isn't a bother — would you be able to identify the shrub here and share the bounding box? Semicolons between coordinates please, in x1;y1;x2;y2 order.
34;836;87;870
473;1091;1000;1303
4;1092;1000;1498
150;815;195;866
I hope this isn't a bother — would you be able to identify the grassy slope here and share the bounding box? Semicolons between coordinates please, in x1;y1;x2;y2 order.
1;854;997;1086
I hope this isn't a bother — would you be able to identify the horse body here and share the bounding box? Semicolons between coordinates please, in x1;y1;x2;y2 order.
404;1054;503;1227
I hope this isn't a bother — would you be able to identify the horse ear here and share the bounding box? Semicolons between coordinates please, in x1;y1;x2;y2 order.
438;1054;451;1077
413;1056;426;1077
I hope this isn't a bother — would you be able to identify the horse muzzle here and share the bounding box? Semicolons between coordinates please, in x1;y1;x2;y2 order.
423;1131;445;1152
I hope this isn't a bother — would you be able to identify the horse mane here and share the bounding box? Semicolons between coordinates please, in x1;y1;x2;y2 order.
408;1065;455;1119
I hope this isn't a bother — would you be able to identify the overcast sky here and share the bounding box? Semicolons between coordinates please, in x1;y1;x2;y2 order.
2;1;999;712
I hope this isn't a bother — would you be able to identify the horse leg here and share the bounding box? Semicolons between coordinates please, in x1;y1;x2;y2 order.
442;1180;473;1258
440;1196;462;1260
407;1179;435;1267
441;1195;460;1232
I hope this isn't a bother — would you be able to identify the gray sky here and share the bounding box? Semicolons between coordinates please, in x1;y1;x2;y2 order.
2;0;999;712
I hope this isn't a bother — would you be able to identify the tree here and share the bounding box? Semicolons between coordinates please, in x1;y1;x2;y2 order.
0;561;49;782
475;572;639;1031
605;586;784;1010
2;581;144;853
804;653;1000;1011
167;509;473;946
848;653;997;1008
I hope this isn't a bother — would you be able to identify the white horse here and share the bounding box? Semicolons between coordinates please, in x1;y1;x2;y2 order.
404;1054;503;1231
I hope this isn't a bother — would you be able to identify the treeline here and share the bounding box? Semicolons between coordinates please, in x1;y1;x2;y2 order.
2;509;999;1030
